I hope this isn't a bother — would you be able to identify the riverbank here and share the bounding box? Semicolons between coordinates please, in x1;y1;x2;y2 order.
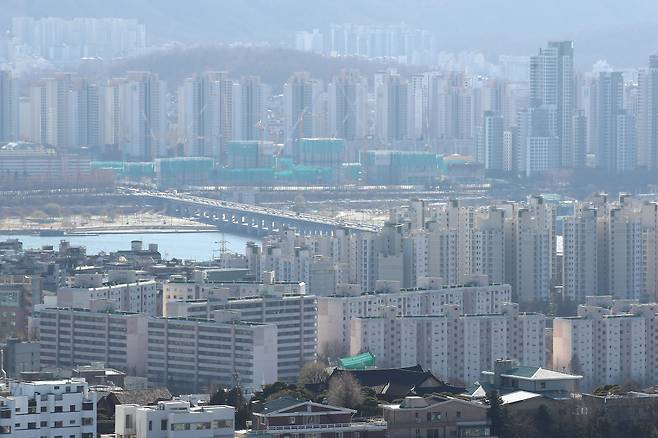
0;231;255;260
0;212;216;235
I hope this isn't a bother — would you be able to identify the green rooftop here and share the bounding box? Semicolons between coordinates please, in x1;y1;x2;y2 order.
337;352;375;370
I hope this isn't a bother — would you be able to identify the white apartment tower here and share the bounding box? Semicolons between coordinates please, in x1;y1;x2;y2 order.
178;72;223;158
284;72;325;145
122;71;167;160
327;70;368;140
553;298;658;389
233;76;268;142
562;206;598;302
530;41;576;169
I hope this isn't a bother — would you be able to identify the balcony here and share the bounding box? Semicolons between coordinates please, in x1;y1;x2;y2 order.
266;421;387;434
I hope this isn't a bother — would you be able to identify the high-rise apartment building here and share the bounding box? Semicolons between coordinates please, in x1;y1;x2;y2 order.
376;72;409;143
637;55;658;169
327;70;368;140
0;70;18;142
283;72;325;145
178;72;223;158
317;282;512;357
233;76;268;142
562;206;598;302
122;71;167;160
529;41;576;169
351;303;545;385
553;297;658;389
597;71;636;172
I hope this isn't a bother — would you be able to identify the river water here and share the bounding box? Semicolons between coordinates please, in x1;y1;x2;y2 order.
0;231;255;261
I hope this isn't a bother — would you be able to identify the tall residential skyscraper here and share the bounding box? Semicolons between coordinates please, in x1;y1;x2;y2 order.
477;111;504;170
529;41;576;169
178;72;222;157
636;55;658;169
597;72;636;172
327;70;368;140
75;79;102;149
122;71;167;160
376;72;409;143
0;70;18;142
233;76;268;142
283;72;325;145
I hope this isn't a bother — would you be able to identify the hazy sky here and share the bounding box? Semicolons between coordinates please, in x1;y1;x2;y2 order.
3;0;658;67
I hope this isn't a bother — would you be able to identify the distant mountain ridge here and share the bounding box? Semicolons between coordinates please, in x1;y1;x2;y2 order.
2;0;658;67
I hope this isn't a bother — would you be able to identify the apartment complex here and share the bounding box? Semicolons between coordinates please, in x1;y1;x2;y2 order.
57;279;158;316
317;282;512;356
0;378;97;438
351;303;545;385
36;307;278;394
553;296;658;389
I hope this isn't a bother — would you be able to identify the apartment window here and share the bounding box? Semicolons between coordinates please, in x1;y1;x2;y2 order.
161;419;168;430
149;420;153;431
70;405;76;412
82;402;93;411
212;420;233;428
0;426;10;434
456;411;461;419
28;422;37;429
82;418;93;426
54;406;63;413
41;406;47;413
41;421;48;427
54;421;63;427
289;417;296;424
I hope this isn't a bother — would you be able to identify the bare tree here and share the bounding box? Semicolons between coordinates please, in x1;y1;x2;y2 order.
298;361;328;387
327;373;363;409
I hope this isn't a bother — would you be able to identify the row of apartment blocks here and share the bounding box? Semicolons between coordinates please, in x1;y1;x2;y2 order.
251;192;658;305
351;303;545;386
37;307;277;394
553;296;658;390
251;196;553;304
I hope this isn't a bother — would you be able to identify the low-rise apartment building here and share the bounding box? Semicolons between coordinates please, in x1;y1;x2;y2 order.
112;401;234;438
0;378;97;437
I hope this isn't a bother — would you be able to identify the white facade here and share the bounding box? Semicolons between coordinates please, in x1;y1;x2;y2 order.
553;298;658;389
351;303;545;385
0;379;97;438
114;401;234;438
562;207;598;302
57;280;158;315
317;283;512;357
145;314;277;393
37;307;278;394
283;73;325;145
